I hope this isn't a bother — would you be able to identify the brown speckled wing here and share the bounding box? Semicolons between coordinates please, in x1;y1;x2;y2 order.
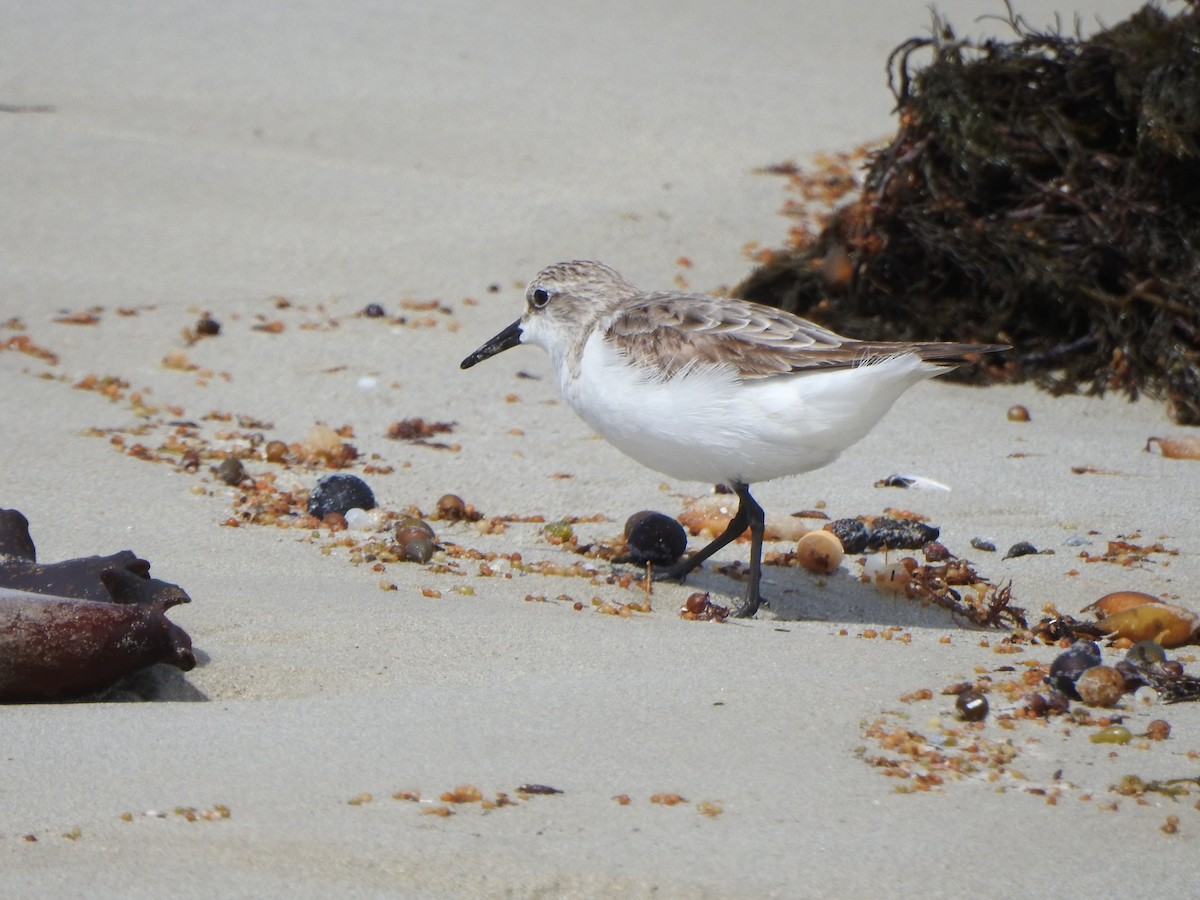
605;294;1000;379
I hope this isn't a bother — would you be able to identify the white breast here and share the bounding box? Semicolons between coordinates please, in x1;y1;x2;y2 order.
557;332;939;485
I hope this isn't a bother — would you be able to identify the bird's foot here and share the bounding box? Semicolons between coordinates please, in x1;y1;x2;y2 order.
649;556;701;584
731;591;770;619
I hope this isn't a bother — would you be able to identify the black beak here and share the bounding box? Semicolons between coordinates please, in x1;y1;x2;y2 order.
461;319;523;369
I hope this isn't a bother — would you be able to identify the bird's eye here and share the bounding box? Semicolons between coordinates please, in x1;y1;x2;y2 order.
530;288;550;309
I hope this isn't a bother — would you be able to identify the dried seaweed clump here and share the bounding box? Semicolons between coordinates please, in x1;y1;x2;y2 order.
737;3;1200;422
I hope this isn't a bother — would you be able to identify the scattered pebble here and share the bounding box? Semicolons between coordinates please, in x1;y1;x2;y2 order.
1075;665;1126;707
434;493;479;522
1146;719;1171;741
403;537;436;563
922;541;951;562
343;507;374;531
1003;541;1041;559
623;511;687;567
307;474;376;519
1127;640;1167;666
395;517;436;545
1049;641;1102;699
1089;724;1132;744
969;537;996;552
216;457;245;486
195;316;221;337
1007;405;1031;422
796;529;844;574
955;690;988;721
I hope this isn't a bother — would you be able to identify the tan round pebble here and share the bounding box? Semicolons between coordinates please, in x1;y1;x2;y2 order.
1146;719;1171;741
1075;665;1126;707
796;530;844;574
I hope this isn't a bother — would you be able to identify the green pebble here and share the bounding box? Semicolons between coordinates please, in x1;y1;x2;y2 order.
1089;725;1132;745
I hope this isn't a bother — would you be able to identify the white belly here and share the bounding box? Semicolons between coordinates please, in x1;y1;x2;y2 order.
561;333;939;485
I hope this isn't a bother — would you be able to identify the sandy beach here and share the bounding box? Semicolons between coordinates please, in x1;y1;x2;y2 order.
3;1;1198;896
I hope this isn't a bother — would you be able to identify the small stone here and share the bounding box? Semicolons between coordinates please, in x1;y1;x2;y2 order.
1003;541;1040;559
403;537;435;563
1089;724;1132;744
796;530;844;574
396;517;435;546
435;494;471;521
195;317;221;336
264;440;289;463
216;456;245;486
307;474;376;519
923;541;951;562
956;690;988;722
1127;640;1168;666
1007;405;1031;422
1075;665;1127;708
623;511;687;567
1049;641;1103;699
1146;719;1171;741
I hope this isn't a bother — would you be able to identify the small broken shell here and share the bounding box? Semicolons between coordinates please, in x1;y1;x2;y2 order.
1097;602;1199;648
677;495;811;542
1082;590;1162;618
1145;435;1200;460
863;554;911;594
795;530;844;574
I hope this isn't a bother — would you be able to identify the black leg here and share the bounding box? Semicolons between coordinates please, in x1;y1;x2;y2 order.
653;482;767;618
734;484;766;618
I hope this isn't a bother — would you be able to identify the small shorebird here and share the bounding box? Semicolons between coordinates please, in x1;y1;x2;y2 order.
462;260;1004;618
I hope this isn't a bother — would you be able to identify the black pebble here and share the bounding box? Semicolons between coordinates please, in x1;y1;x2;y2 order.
216;457;245;486
195;317;221;336
970;537;996;552
826;519;869;554
363;303;386;318
403;537;435;563
307;474;376;518
623;511;687;567
1048;640;1102;699
956;690;989;722
1003;541;1040;559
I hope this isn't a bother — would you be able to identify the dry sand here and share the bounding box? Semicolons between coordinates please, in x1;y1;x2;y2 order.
2;1;1197;896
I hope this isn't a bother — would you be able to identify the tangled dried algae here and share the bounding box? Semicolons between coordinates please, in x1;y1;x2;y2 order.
738;3;1200;422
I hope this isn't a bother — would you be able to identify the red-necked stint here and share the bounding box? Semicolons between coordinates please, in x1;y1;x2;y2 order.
462;260;1006;618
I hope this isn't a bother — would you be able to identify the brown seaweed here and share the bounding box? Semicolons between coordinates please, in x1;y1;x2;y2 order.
0;508;195;702
737;3;1200;423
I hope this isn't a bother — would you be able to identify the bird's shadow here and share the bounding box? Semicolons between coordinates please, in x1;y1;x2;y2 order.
670;565;993;630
